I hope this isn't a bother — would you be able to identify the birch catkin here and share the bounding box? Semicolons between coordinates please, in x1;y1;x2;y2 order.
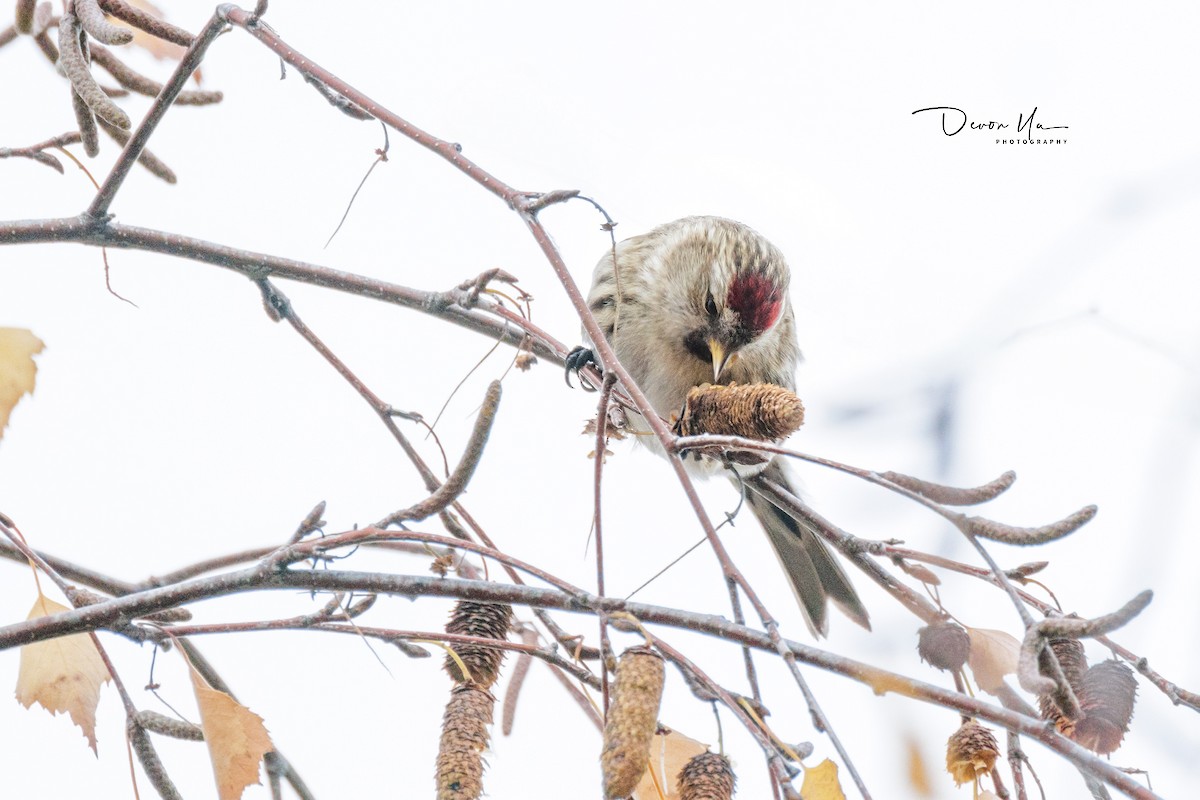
674;382;805;441
601;646;665;798
678;752;736;800
434;601;512;799
443;601;512;688
436;685;493;800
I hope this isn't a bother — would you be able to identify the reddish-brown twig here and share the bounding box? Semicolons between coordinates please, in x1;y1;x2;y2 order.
0;562;1162;799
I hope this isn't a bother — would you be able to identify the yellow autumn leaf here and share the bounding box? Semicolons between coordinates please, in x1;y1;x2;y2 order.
15;591;111;753
632;728;708;800
0;327;45;440
863;670;914;697
905;733;933;797
191;668;274;800
801;758;847;800
966;628;1020;694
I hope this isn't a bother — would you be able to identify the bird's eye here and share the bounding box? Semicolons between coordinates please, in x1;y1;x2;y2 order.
704;292;718;317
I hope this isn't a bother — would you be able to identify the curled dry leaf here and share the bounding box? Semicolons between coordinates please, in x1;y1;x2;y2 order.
965;627;1020;695
190;667;273;800
800;758;848;800
1074;659;1138;755
632;728;708;800
0;327;45;439
513;350;536;371
15;592;112;752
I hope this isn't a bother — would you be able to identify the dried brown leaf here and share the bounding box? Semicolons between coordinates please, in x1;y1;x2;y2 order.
800;758;847;800
15;592;112;752
190;667;273;800
1074;659;1137;755
966;627;1020;694
905;734;934;797
632;728;708;800
0;327;45;439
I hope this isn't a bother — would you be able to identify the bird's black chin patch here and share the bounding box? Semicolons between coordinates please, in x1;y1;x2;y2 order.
683;329;712;365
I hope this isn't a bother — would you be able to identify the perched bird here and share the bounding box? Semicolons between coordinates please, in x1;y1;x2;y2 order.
567;216;869;635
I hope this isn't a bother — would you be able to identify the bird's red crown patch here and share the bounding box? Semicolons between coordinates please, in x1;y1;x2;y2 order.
726;272;782;335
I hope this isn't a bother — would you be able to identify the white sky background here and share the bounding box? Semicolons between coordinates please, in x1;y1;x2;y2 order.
2;2;1199;798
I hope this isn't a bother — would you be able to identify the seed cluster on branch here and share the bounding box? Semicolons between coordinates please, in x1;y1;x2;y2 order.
917;620;971;673
601;646;666;799
673;382;805;442
435;601;513;800
677;751;736;800
1036;637;1088;736
436;685;494;800
945;719;999;787
1;4;1184;797
443;600;513;687
1030;631;1138;755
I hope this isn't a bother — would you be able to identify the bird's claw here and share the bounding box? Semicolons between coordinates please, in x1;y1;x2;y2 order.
564;346;599;390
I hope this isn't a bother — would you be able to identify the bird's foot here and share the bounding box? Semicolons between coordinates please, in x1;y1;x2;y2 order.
564;346;600;390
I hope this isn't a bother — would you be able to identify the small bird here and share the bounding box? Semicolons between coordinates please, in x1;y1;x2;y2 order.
567;216;869;635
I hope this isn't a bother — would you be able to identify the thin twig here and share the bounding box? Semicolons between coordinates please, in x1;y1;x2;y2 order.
87;9;226;217
376;382;501;526
219;5;780;671
0;564;1161;799
593;372;617;718
0;132;83;174
653;636;802;799
152;619;601;688
777;649;872;799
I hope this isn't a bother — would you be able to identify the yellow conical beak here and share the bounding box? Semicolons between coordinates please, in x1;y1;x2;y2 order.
709;339;732;382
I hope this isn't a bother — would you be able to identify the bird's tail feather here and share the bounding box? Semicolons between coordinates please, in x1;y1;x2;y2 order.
745;460;870;636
